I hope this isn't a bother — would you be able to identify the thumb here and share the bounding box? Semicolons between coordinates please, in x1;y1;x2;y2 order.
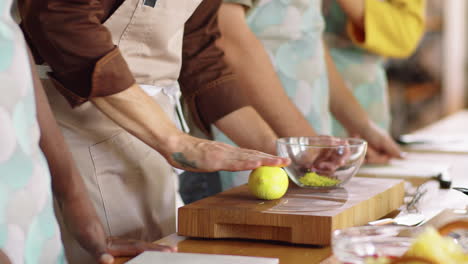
99;253;115;264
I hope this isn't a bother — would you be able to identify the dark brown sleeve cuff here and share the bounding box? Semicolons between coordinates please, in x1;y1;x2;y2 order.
91;47;135;97
49;47;135;107
186;75;251;135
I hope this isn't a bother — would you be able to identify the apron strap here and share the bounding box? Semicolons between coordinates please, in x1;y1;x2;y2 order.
140;83;190;134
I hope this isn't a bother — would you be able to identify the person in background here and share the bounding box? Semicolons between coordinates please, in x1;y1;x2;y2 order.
323;0;426;162
18;0;290;262
0;0;175;262
206;0;403;190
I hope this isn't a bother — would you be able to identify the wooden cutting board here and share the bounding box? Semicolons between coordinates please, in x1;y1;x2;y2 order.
178;177;404;245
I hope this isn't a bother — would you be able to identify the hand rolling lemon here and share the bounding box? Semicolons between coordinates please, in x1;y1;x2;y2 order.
248;166;289;200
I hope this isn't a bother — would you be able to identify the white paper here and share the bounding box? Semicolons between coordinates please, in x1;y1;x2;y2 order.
126;252;279;264
404;143;468;154
358;159;451;179
399;134;467;144
400;134;468;154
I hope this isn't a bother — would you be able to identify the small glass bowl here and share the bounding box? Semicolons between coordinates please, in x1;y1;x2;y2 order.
332;226;416;264
276;136;367;189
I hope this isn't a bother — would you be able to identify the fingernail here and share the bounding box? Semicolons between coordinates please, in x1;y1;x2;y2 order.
100;254;114;264
400;152;408;158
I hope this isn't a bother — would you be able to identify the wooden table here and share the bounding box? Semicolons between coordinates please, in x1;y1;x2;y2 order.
115;111;468;264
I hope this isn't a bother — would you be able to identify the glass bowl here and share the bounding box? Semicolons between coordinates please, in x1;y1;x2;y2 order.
332;226;416;264
276;136;367;189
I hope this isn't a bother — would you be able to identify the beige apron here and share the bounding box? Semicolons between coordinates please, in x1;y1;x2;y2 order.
43;0;201;263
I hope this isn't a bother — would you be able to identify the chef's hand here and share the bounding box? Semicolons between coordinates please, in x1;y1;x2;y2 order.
296;136;351;176
312;136;351;175
57;195;176;264
365;145;391;164
163;133;290;172
97;238;177;264
352;122;403;164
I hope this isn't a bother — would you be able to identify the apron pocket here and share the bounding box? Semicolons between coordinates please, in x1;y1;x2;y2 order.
89;132;161;239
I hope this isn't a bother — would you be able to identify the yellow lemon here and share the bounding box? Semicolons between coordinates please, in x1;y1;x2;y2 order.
248;166;289;200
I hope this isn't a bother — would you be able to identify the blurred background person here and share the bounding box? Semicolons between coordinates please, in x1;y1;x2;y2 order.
188;0;403;196
323;0;426;163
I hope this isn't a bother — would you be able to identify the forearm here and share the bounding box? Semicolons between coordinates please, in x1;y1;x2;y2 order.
36;85;106;250
215;106;278;155
336;0;365;30
91;84;182;161
31;51;108;257
326;45;402;158
325;45;371;135
92;84;290;172
217;3;317;138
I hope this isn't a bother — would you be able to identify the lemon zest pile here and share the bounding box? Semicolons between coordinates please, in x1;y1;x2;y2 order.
298;172;341;187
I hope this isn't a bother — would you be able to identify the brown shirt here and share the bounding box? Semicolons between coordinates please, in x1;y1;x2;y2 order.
19;0;249;134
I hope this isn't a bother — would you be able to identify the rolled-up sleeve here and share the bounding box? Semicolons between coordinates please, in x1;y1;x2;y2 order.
180;0;251;134
19;0;135;107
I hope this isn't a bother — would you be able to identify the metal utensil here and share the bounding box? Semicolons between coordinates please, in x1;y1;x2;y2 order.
368;213;426;227
405;186;428;213
453;187;468;195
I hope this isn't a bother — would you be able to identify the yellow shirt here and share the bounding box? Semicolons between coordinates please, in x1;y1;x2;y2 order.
348;0;426;58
